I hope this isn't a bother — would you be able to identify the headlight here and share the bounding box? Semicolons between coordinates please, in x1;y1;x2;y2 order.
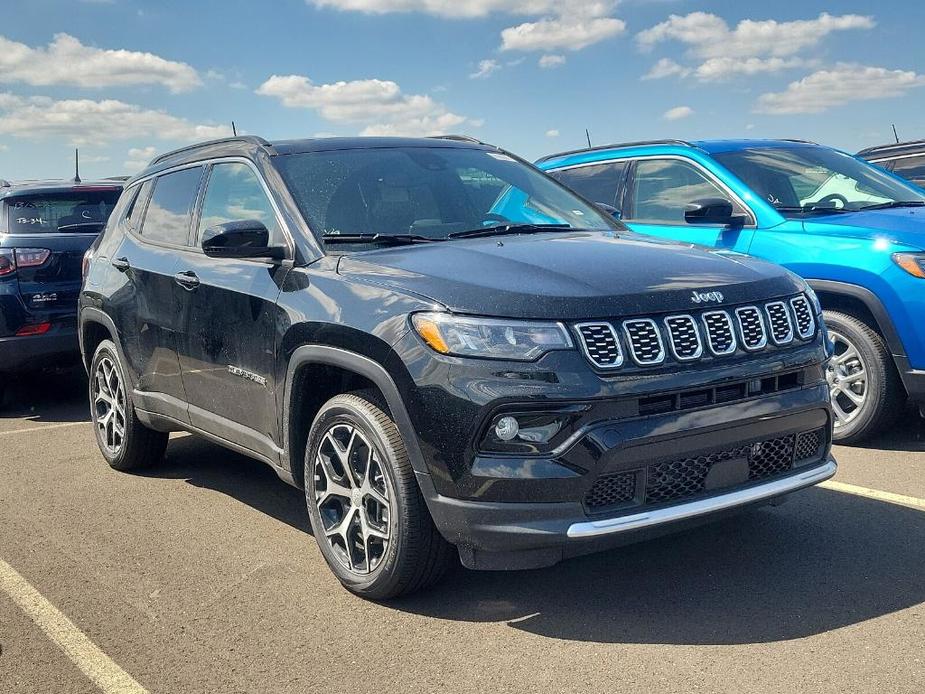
411;312;573;361
892;253;925;279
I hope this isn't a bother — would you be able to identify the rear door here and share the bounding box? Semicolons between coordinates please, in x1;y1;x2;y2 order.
0;187;121;337
175;160;290;460
110;167;204;421
547;160;629;214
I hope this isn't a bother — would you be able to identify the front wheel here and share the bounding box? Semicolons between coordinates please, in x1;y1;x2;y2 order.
304;393;452;599
823;311;903;444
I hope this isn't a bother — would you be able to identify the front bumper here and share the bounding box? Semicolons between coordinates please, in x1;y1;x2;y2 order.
423;457;836;570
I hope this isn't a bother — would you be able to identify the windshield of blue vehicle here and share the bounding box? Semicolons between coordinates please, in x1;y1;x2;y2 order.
275;146;620;243
6;189;122;234
713;146;925;215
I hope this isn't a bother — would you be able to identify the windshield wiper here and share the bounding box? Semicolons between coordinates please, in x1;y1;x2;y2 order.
447;223;571;240
321;233;441;246
858;201;925;211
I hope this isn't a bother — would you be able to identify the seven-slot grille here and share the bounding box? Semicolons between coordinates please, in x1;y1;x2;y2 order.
664;315;702;361
735;306;767;351
765;301;794;345
575;323;623;368
623;319;666;365
574;294;816;369
702;311;737;356
790;295;816;339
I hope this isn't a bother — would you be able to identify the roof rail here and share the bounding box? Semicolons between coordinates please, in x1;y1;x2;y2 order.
149;135;273;166
777;138;818;145
535;139;693;164
857;138;925;156
428;134;486;145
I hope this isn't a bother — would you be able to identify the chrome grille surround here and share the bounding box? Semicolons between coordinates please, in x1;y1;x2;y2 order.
663;315;703;361
623;318;666;366
765;301;794;345
575;322;623;369
734;306;768;352
701;310;737;356
790;295;816;339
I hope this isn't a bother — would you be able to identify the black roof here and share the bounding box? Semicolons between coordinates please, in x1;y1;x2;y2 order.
137;135;498;181
0;178;124;199
857;139;925;159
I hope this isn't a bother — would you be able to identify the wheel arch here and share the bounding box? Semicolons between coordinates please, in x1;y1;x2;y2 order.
808;280;906;357
78;308;136;389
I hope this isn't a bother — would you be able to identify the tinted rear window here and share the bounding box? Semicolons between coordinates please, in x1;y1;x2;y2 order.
6;189;121;234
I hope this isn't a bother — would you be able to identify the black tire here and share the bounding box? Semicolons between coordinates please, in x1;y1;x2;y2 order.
823;310;903;444
89;340;168;470
304;393;453;600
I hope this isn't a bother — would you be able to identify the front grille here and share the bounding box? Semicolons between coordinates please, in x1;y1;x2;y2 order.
573;293;816;370
583;471;637;511
623;319;665;365
576;323;623;368
735;306;767;351
702;311;737;356
664;315;702;361
765;301;794;345
582;428;827;513
790;295;816;339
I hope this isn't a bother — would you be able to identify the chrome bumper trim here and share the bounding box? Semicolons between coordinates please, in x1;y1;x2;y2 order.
567;458;837;539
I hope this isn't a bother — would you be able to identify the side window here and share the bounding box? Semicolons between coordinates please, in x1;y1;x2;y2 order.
890;155;925;188
198;163;283;245
122;180;152;233
138;167;203;246
549;161;627;208
628;159;746;225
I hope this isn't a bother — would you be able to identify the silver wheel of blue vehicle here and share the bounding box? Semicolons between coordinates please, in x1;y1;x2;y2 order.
827;330;868;432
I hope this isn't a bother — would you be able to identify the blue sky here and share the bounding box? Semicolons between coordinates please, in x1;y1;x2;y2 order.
1;0;922;180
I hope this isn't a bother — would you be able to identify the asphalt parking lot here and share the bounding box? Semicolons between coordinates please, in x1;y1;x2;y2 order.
1;369;923;694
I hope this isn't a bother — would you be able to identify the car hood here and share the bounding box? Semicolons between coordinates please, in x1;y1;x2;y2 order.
800;206;925;249
336;231;804;319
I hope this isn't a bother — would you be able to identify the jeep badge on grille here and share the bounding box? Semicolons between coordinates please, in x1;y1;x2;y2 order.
691;290;725;304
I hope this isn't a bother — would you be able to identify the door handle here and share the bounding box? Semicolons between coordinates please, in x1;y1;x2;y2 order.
174;270;200;290
111;256;130;272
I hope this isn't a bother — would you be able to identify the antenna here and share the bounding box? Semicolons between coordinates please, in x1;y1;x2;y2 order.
585;129;592;148
73;148;81;183
891;123;900;144
232;121;238;137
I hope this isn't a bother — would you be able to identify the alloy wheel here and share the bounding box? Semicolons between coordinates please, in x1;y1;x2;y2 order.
313;423;393;575
93;356;126;455
826;330;869;431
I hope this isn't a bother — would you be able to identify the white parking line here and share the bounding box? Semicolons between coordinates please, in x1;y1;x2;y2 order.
0;421;87;437
0;557;147;694
819;480;925;510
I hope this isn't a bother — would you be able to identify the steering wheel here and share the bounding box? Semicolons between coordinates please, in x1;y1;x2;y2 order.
815;194;849;209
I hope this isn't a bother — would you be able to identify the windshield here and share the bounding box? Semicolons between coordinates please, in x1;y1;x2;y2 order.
6;189;122;234
713;146;925;215
275;146;619;245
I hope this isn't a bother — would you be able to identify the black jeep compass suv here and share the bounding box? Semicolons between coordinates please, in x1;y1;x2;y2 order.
79;135;836;599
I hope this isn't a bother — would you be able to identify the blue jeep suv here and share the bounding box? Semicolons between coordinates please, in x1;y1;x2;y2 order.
1;178;123;405
538;139;925;443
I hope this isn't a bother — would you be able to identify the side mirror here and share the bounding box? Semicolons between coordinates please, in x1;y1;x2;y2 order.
201;220;285;260
684;198;745;226
595;202;622;220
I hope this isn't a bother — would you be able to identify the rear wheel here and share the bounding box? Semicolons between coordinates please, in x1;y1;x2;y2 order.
823;311;902;444
304;393;452;600
89;340;168;470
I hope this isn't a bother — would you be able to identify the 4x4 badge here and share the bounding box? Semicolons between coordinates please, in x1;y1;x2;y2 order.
691;290;725;304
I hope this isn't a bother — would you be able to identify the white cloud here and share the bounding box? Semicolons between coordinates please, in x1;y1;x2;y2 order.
545;128;560;137
538;54;566;69
0;93;232;145
501;15;624;51
637;12;874;82
256;74;472;136
308;0;587;18
663;105;694;121
124;146;158;172
755;64;925;114
0;33;201;93
470;59;501;79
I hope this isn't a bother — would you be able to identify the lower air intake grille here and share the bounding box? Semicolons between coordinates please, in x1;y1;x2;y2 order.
795;428;826;464
583;471;637;511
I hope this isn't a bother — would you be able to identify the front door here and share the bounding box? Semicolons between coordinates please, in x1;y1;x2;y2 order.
175;161;290;461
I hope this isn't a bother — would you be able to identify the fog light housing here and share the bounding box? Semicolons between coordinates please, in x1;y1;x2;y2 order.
494;416;520;441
